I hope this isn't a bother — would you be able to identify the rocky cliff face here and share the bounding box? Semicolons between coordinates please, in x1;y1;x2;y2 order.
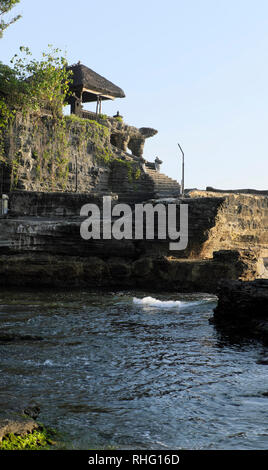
189;190;268;259
0;249;264;293
0;192;267;292
8;191;266;258
2;113;130;194
2;113;179;203
1;114;268;292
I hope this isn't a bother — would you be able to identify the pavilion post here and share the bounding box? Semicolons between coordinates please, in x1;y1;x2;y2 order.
96;96;99;115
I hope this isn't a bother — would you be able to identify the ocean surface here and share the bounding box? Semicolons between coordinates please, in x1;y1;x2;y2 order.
0;289;267;450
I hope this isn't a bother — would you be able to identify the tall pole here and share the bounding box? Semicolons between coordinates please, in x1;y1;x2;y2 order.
178;142;184;197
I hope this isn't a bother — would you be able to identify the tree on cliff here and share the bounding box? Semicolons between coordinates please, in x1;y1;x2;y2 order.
0;0;21;38
0;45;72;129
9;46;72;117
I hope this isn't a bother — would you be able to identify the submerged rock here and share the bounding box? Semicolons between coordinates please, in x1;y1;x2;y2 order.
0;333;43;343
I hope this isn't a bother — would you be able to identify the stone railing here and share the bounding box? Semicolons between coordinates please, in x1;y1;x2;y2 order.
81;109;102;122
81;109;120;125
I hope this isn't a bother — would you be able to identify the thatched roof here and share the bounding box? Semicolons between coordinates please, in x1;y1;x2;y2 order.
67;63;125;102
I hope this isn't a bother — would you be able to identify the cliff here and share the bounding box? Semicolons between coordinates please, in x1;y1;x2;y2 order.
2;192;268;262
1;112;180;202
0;113;267;292
188;190;268;259
0;249;263;292
0;193;267;292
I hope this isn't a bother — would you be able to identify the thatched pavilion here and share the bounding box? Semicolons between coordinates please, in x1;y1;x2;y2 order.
66;63;125;116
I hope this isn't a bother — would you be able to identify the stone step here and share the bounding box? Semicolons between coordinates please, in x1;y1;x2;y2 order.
148;177;179;185
149;179;178;185
153;181;180;186
155;192;180;197
156;188;180;192
149;179;179;186
146;169;179;184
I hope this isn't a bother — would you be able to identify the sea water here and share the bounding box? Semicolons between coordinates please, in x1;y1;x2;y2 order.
0;289;267;450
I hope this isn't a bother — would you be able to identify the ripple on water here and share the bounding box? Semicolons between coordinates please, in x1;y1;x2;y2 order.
0;290;266;450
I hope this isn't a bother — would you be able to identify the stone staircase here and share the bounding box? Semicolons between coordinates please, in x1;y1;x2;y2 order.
109;157;181;203
145;166;181;198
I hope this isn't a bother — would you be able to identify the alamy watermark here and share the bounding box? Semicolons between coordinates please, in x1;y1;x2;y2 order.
80;196;188;251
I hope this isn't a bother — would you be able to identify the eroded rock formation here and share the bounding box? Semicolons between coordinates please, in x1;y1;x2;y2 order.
189;190;268;259
2;113;157;192
0;249;263;292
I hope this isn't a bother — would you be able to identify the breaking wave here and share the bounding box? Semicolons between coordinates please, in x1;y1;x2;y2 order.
133;296;181;309
132;296;213;310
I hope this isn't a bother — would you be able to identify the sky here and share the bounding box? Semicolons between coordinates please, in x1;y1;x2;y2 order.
1;0;268;189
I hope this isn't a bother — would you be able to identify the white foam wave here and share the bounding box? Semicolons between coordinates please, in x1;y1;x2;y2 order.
132;296;214;311
133;296;181;309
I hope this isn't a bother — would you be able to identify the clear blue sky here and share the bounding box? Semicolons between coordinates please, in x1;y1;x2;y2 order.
1;0;268;189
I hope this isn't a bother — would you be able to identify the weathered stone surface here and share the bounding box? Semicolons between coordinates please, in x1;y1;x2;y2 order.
2;114;172;204
206;186;268;196
139;127;158;138
3;114;111;193
0;192;268;285
1;113;268;292
8;191;118;217
189;191;268;259
108;119;157;157
0;250;263;292
213;279;268;343
0;416;38;442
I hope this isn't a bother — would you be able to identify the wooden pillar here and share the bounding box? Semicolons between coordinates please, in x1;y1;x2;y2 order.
96;96;100;115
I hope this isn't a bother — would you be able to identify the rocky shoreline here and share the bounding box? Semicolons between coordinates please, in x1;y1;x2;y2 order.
213;279;268;343
0;249;264;293
0;406;57;450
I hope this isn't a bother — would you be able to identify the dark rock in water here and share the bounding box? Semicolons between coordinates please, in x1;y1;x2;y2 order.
0;333;43;343
23;405;41;420
213;279;268;343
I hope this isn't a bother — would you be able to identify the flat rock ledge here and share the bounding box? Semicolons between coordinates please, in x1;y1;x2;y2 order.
0;249;263;293
213;279;268;343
